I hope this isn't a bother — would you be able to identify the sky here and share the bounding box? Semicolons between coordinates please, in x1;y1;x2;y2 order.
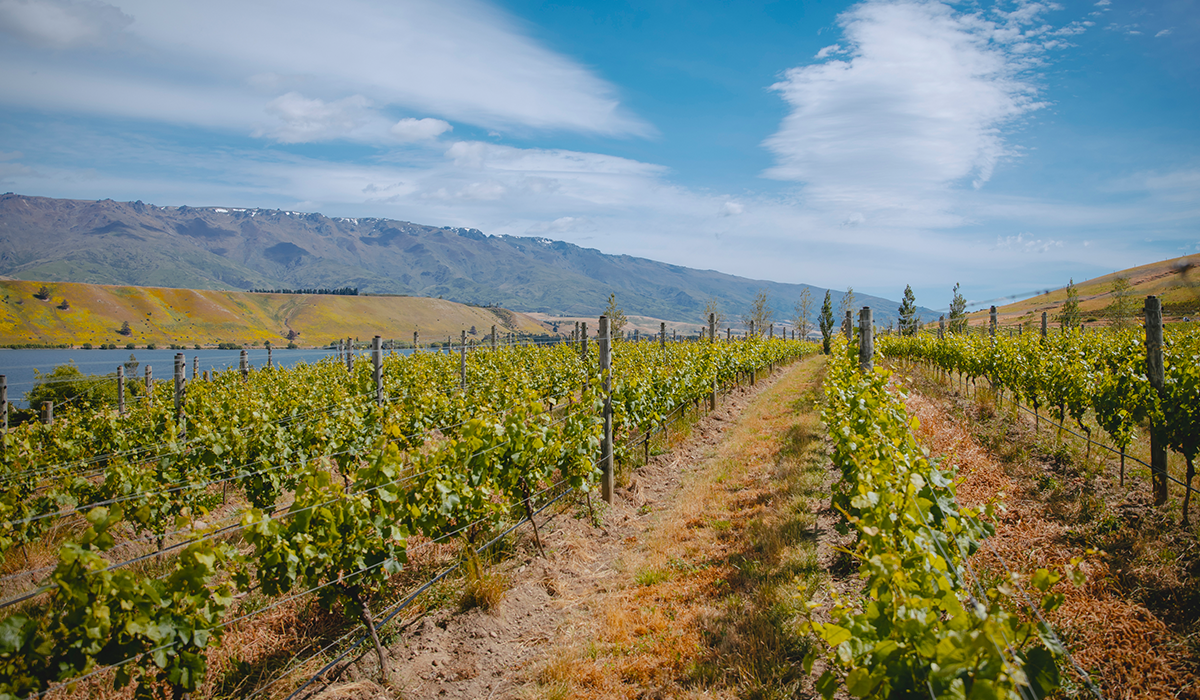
1;0;1197;311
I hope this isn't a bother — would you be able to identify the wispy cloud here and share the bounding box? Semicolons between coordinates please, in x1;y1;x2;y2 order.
763;0;1058;226
0;0;650;140
994;232;1064;254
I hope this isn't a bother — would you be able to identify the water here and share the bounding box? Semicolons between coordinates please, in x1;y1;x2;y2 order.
0;347;354;406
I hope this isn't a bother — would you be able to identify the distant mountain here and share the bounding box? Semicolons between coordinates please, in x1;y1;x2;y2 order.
0;194;934;327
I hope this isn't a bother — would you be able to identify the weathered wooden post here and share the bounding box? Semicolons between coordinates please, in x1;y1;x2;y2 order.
266;342;272;368
769;323;774;339
192;355;199;381
173;353;185;420
116;366;125;415
749;320;755;339
990;306;997;338
1041;312;1048;339
727;328;731;342
660;322;666;348
347;338;355;369
633;328;639;343
413;331;419;352
859;307;873;373
938;315;945;340
337;338;344;363
240;349;249;381
491;325;497;350
1;375;7;440
145;365;152;398
373;336;383;406
460;330;467;390
599;315;614;503
708;313;716;345
581;322;588;359
843;310;852;340
1145;296;1168;506
41;401;52;426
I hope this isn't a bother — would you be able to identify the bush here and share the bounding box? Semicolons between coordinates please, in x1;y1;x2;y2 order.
24;364;117;415
146;343;157;350
125;343;135;350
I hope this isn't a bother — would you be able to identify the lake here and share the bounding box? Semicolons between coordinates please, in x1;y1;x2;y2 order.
0;347;415;406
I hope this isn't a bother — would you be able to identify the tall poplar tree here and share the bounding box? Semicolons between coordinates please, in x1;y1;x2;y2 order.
819;290;835;354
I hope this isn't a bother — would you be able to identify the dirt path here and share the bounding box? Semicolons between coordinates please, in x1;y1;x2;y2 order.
313;354;832;700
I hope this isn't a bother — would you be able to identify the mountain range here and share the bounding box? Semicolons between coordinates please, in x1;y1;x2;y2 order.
0;194;933;327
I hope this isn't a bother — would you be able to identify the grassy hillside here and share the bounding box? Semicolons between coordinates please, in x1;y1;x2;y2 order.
964;253;1200;327
0;280;548;347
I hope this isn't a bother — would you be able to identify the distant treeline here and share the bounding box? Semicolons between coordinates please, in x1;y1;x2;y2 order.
251;287;359;296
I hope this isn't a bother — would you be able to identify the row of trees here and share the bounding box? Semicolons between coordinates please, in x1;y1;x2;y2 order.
601;274;1144;350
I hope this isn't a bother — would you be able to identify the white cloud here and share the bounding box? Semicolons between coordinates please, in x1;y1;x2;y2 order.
390;118;452;142
763;0;1049;225
1094;0;1111;6
1155;28;1172;37
815;44;842;59
720;201;744;216
0;0;650;140
253;92;375;143
994;232;1064;254
0;0;130;48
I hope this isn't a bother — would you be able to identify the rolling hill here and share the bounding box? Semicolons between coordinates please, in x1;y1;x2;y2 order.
963;253;1200;328
0;280;546;347
0;194;932;327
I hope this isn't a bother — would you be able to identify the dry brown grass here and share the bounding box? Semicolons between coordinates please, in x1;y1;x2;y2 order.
523;357;829;700
898;367;1200;699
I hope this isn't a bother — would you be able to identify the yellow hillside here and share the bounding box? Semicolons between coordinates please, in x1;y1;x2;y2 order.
0;280;548;347
965;253;1200;327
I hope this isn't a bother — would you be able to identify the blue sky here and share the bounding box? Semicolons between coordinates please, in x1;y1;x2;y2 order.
1;0;1197;312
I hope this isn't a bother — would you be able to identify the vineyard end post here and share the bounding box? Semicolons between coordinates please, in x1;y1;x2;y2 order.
1145;296;1168;505
989;306;997;338
599;315;614;503
173;353;184;421
41;400;52;426
938;315;945;340
373;335;383;406
709;313;716;344
660;321;666;348
460;330;467;390
859;307;873;373
1041;311;1048;339
117;365;125;415
491;325;497;350
145;365;152;400
192;355;198;382
240;349;249;381
843;310;851;340
1;374;7;443
266;342;272;369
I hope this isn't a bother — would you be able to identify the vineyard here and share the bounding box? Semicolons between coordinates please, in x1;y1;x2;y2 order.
877;320;1200;523
0;331;815;699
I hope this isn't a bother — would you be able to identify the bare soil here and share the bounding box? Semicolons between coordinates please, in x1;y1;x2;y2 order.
311;356;838;700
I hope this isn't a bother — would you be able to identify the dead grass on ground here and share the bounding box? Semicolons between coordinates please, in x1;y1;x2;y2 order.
525;357;829;700
895;365;1199;699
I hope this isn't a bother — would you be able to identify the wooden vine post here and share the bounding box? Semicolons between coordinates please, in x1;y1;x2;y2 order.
373;336;383;407
843;310;852;340
491;325;497;350
41;401;52;426
173;353;185;426
1;375;7;445
581;322;588;359
660;321;666;348
599;315;614;503
460;330;467;390
859;307;873;373
1041;311;1048;340
266;342;272;369
413;330;419;352
116;366;125;415
1145;296;1169;506
709;312;717;411
192;355;199;381
989;306;997;338
145;365;152;400
240;349;249;381
938;315;945;340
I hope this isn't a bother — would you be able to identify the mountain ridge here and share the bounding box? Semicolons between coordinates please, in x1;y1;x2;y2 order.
0;193;934;326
